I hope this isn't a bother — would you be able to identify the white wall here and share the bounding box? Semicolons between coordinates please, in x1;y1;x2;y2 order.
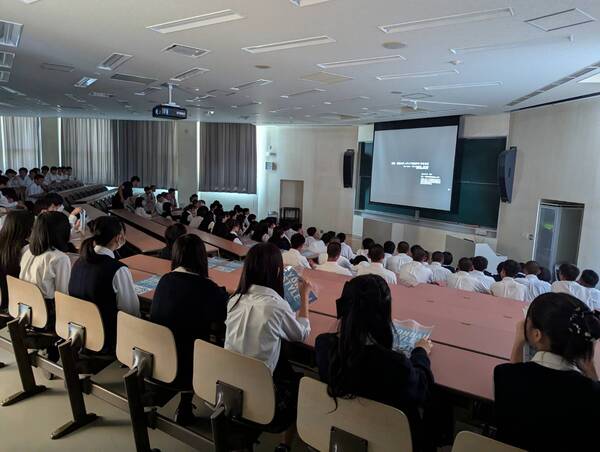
174;121;198;205
257;125;358;233
40;117;60;166
497;98;600;273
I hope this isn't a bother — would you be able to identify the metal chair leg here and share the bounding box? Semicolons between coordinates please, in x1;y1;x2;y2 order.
123;368;160;452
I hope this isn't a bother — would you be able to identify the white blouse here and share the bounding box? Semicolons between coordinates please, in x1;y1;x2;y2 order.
20;246;71;299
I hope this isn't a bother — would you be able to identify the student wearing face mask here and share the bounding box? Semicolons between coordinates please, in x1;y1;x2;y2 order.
69;216;140;352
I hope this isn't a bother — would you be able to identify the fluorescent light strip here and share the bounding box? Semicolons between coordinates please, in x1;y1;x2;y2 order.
134;87;162;96
98;53;133;71
231;79;273;91
376;69;458;80
405;99;487;108
243;35;335;54
41;62;75;72
379;7;514;33
147;10;244;33
289;0;332;6
450;34;574;54
171;67;209;82
317;54;406;69
424;81;502;91
74;77;97;88
280;88;326;98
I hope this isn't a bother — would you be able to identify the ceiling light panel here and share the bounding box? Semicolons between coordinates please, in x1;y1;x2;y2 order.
281;88;326;98
98;53;133;71
89;91;114;98
289;0;332;6
74;76;97;88
526;8;595;32
376;69;458;80
402;93;432;99
317;54;406;69
300;71;352;84
111;73;157;84
450;35;573;54
41;62;75;72
323;96;369;104
171;67;209;82
147;10;244;33
231;79;273;91
0;71;10;83
163;43;210;58
243;35;335;54
0;20;23;47
424;81;502;91
379;7;513;33
134;87;162;96
0;51;14;69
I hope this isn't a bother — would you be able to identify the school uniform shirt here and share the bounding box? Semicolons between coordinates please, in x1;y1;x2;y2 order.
490;277;527;301
284;228;295;241
10;175;32;188
282;248;311;269
356;248;369;258
428;262;452;283
224;285;311;373
189;215;203;229
308;239;327;254
19;246;71;300
304;236;317;249
584;287;600;311
316;261;353;277
397;261;433;287
134;207;152;219
494;352;600;451
385;253;412;273
469;270;495;292
447;271;489;293
317;253;353;271
155;201;165;215
26;183;44;201
339;242;355;261
356;262;397;285
45;173;60;184
551;280;589;302
515;275;552;303
0;191;17;208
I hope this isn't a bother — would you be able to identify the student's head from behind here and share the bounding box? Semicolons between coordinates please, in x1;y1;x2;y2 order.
0;210;36;275
45;193;65;211
171;234;208;277
472;256;488;272
336;232;346;243
351;255;368;266
559;263;580;282
538;266;552;283
307;227;317;238
368;244;385;263
162;202;172;217
397;241;410;255
383;241;395;255
290;233;305;250
164;223;187;248
501;259;520;278
431;251;444;263
443;251;453;266
81;216;126;262
524;260;541;276
322;232;335;245
412;247;427;263
29;211;71;256
130;176;141;187
579;270;599;289
327;241;342;261
0;176;8;188
525;293;600;363
458;257;474;272
410;244;422;256
134;197;144;209
361;237;375;251
251;222;269;242
236;243;284;297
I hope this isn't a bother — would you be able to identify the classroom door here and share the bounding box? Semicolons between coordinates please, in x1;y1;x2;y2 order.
280;180;304;222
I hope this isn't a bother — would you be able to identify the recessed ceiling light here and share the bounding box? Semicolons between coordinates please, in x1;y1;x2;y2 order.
242;35;335;54
163;43;210;58
382;41;406;49
289;0;331;6
424;81;502;91
379;7;514;33
281;88;326;98
0;71;10;83
300;71;352;84
231;79;273;91
98;53;133;71
254;64;271;69
74;76;97;88
376;69;459;80
526;8;595;32
20;0;42;4
408;99;487;108
450;34;573;54
171;67;209;82
111;73;158;84
0;51;14;69
318;54;405;69
147;10;244;33
41;62;75;72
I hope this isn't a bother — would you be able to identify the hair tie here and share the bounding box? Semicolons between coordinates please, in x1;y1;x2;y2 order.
568;307;596;342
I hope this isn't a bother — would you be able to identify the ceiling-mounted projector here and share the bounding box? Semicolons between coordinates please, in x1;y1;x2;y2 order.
152;83;187;120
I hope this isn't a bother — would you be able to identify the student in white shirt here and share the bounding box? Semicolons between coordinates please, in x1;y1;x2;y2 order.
155;193;166;215
490;260;527;301
336;232;355;261
225;243;311;450
26;174;46;201
11;167;32;188
397;248;433;287
45;166;60;185
305;226;319;249
308;230;328;255
448;258;490;293
356;244;397;285
0;176;18;209
134;197;152;219
578;269;600;311
355;237;375;258
69;216;140;352
316;242;353;277
429;251;452;284
385;241;412;273
382;241;395;269
516;260;551;303
282;233;312;269
470;256;496;292
552;263;589;303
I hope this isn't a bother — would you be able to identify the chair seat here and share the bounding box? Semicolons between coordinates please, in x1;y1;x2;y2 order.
23;331;56;350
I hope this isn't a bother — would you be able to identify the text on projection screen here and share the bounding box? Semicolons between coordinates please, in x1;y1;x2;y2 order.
370;125;458;211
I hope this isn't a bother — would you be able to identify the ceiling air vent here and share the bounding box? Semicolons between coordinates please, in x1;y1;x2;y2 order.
111;73;157;84
171;67;209;82
163;44;210;58
98;53;133;71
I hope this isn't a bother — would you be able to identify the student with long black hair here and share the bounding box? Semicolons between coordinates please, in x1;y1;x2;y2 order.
268;226;291;251
495;293;600;451
315;274;433;450
151;234;228;425
159;223;187;260
0;210;35;309
225;243;311;451
251;221;269;243
69;216;139;352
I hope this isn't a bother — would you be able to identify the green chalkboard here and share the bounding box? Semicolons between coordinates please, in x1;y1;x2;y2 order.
356;137;506;228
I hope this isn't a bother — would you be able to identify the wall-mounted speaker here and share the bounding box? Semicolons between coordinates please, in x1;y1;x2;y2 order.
343;149;355;188
498;146;517;203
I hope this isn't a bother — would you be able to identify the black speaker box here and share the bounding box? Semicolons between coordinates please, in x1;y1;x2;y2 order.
343;149;355;188
498;146;517;203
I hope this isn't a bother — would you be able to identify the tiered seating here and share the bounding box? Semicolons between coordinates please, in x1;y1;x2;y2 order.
58;184;107;208
73;188;118;212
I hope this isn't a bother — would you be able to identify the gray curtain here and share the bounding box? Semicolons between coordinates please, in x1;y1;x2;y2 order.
2;116;41;169
114;120;178;189
199;123;256;193
61;118;116;184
